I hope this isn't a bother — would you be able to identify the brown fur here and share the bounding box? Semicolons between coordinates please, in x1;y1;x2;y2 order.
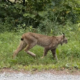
13;32;67;60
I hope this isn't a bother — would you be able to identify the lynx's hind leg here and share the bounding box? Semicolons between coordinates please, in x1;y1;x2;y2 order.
13;41;26;58
24;41;37;57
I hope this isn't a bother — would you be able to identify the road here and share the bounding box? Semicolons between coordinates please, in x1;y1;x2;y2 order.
0;72;80;80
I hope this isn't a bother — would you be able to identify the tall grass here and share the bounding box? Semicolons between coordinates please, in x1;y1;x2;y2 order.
0;23;80;71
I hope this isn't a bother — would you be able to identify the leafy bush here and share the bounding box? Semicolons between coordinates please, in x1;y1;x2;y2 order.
0;23;80;70
0;0;80;32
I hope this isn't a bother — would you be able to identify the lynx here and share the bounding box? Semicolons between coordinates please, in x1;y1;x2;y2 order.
13;32;67;60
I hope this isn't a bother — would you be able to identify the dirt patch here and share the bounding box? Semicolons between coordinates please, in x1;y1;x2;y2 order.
0;68;80;75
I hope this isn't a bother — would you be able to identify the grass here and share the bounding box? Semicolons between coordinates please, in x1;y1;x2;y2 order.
0;27;80;71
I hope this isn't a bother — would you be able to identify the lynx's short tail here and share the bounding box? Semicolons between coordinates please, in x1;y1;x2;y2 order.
21;38;24;41
21;34;25;41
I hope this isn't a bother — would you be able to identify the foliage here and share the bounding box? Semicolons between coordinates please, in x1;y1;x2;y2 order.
0;23;80;70
0;0;80;71
0;0;80;32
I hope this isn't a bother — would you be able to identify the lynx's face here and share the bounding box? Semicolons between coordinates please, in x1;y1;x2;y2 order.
63;37;67;44
61;33;67;45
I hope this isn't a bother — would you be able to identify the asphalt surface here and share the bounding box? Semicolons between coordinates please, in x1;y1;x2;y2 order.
0;72;80;80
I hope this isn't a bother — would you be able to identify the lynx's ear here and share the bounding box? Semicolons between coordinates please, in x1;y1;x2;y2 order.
63;33;65;38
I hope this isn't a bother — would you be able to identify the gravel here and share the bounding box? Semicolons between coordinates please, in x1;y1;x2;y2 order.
0;72;80;80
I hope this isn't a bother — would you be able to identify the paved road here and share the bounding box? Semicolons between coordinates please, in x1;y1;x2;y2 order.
0;72;80;80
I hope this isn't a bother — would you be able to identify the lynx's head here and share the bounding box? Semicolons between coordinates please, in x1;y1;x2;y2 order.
57;33;67;45
61;33;67;45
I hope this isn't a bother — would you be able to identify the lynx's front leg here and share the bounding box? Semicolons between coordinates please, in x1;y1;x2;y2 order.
51;48;58;61
41;48;49;58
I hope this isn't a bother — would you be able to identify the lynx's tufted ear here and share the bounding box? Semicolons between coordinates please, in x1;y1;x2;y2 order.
63;33;65;38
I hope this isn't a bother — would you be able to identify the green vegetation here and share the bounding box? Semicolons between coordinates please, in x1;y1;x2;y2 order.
0;0;80;32
0;23;80;71
0;0;80;71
